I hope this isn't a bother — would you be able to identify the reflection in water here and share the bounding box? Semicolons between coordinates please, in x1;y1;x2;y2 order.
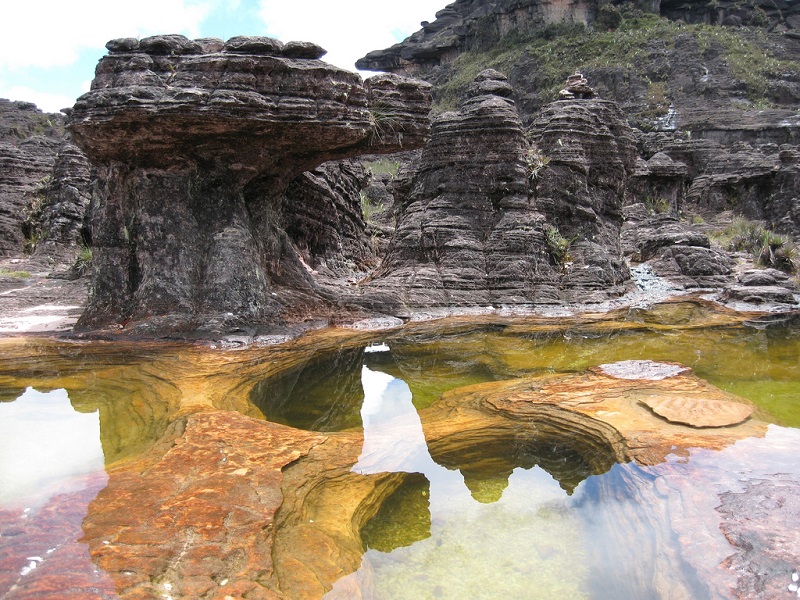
0;388;114;597
330;367;590;599
0;387;105;508
330;363;800;599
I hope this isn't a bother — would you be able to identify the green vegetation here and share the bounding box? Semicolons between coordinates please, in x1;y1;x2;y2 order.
644;196;670;215
73;245;93;275
368;103;406;147
21;175;51;254
544;225;575;268
716;217;797;273
433;8;796;113
360;191;384;223
524;145;551;181
363;158;400;178
0;268;32;279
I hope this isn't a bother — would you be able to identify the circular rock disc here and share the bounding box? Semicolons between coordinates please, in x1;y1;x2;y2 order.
642;396;754;428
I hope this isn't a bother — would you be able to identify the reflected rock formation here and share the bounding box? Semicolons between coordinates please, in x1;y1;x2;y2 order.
0;338;780;599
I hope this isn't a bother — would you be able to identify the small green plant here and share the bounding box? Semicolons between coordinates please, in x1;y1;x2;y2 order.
525;145;551;181
0;268;32;279
368;103;406;147
644;196;670;215
73;245;93;275
544;224;575;267
718;218;797;273
360;192;384;223
364;158;400;178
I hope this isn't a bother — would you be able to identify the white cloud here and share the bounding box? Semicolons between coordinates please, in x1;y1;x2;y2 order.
0;0;214;70
258;0;438;72
0;85;77;113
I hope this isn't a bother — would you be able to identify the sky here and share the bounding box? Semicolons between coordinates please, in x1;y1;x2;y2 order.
0;0;440;113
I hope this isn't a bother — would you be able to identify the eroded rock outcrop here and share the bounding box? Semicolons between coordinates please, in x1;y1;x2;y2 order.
528;96;637;298
622;212;734;288
32;142;92;263
0;100;66;256
369;70;559;306
68;35;431;333
368;71;635;306
282;160;374;277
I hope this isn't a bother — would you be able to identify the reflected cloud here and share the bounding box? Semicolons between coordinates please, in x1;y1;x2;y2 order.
0;387;105;509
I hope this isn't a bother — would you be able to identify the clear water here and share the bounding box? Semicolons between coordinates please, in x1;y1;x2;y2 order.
0;302;798;599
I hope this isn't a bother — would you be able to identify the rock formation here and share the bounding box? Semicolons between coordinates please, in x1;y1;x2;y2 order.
527;95;636;298
68;34;432;333
0;100;66;256
32;142;92;263
367;70;634;307
369;70;559;306
282;160;374;277
357;0;800;77
621;212;734;288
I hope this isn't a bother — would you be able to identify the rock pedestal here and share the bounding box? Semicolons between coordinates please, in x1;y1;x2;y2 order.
69;35;431;333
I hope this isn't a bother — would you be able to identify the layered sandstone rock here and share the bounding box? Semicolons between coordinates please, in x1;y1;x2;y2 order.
368;71;635;307
0;100;65;256
282;160;374;277
32;142;92;263
528;97;637;298
369;70;560;306
68;35;431;333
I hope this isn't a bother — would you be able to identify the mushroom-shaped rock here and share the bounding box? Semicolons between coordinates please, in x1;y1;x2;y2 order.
69;36;431;333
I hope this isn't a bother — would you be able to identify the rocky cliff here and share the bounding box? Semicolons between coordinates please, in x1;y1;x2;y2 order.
0;100;66;256
68;34;432;333
358;0;800;141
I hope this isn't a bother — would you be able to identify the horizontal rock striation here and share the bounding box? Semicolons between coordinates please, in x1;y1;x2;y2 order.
368;71;634;307
370;70;559;306
282;160;374;276
68;35;432;333
357;0;799;76
528;98;637;299
33;142;92;263
0;100;66;256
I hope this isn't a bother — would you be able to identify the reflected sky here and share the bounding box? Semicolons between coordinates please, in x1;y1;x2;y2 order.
0;387;106;509
330;364;800;600
332;366;590;599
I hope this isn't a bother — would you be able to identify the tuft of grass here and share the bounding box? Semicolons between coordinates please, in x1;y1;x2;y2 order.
364;158;400;178
0;268;32;279
717;217;797;273
73;245;93;275
360;192;384;223
544;224;575;268
525;145;551;181
644;196;670;215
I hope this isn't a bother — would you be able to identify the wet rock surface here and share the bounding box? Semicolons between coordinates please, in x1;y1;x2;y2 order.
68;35;432;334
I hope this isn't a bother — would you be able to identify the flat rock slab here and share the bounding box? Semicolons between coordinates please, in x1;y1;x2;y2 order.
642;395;754;428
597;359;690;380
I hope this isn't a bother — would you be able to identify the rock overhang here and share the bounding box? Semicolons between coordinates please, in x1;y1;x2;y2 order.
69;34;432;170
